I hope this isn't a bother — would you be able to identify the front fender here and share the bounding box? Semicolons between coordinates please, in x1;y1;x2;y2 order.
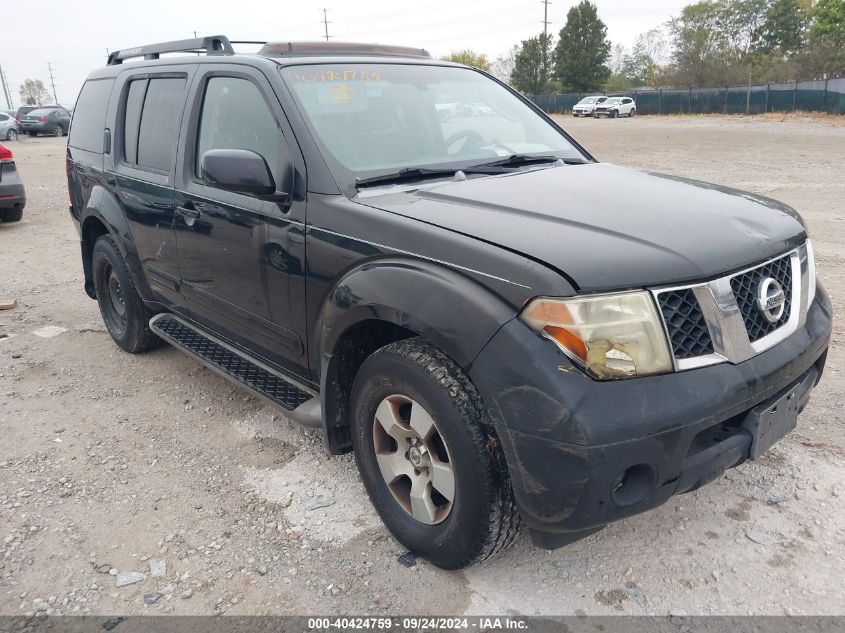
317;257;518;371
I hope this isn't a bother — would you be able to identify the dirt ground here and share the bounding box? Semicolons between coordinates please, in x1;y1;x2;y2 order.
1;116;843;617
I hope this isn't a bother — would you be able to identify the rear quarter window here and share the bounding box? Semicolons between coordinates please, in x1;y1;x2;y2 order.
136;77;186;171
69;79;115;153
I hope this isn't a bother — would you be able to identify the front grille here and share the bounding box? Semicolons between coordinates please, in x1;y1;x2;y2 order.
658;289;714;359
730;255;792;342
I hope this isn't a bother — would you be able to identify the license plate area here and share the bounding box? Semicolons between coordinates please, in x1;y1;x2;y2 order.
745;368;816;459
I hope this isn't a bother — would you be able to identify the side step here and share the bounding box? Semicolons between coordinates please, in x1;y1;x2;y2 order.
150;313;321;427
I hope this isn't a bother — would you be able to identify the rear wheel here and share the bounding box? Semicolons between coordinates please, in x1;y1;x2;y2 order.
91;235;160;353
54;124;64;137
351;339;521;569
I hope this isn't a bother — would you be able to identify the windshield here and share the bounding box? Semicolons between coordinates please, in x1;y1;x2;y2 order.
578;97;598;104
605;98;622;105
281;63;587;187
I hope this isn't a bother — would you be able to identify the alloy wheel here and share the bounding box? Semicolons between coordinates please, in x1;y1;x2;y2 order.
372;394;454;525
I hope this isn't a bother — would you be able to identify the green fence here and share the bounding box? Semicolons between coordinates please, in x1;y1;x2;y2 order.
532;77;845;115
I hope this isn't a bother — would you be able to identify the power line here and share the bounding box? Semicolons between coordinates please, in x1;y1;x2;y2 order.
321;8;331;42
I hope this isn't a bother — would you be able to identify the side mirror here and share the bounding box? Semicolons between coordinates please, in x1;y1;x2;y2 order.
200;149;280;198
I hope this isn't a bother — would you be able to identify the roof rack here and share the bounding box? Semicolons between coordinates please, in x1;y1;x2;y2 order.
107;35;234;65
259;41;431;59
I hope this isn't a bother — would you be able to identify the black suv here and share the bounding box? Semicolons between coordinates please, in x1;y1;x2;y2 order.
67;36;831;569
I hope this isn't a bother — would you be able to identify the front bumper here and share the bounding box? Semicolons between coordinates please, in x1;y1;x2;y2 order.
469;285;832;547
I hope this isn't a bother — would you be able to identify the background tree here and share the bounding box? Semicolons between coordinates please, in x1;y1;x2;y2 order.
19;79;52;106
491;45;519;85
802;0;845;76
757;0;807;54
441;50;492;72
554;1;611;91
510;33;555;94
621;29;668;86
668;1;730;86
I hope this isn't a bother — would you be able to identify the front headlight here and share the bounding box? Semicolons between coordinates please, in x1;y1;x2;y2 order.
521;291;673;380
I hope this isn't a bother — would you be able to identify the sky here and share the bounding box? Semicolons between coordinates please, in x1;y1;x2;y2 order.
0;0;686;109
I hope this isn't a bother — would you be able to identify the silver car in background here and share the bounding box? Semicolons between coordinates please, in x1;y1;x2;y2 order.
0;112;18;141
572;95;607;116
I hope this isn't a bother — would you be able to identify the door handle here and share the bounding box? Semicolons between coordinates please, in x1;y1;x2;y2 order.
176;205;200;227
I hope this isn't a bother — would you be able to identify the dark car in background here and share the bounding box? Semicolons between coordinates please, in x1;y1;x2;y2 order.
15;105;54;124
19;107;71;137
0;143;25;222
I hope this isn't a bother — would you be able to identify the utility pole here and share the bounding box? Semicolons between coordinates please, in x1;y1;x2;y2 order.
541;0;552;93
47;62;58;105
0;65;12;110
542;0;551;41
321;8;331;42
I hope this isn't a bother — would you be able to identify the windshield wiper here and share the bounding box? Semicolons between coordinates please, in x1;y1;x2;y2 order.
355;166;502;188
467;154;586;169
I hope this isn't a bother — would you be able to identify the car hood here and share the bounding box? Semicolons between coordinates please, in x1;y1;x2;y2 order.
355;163;806;292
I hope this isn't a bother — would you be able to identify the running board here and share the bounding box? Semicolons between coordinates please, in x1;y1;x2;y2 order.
149;313;321;427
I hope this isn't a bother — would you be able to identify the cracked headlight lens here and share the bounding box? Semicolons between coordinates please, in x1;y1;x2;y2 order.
521;291;673;380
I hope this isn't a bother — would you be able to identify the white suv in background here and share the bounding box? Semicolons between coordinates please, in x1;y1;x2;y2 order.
572;96;607;116
593;97;636;118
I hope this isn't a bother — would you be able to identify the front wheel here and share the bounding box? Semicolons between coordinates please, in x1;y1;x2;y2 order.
91;235;161;353
611;110;618;118
351;339;521;569
6;129;17;141
630;108;636;117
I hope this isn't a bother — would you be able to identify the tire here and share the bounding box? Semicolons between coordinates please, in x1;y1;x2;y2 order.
351;339;522;570
54;124;64;137
28;131;37;137
611;110;618;118
6;129;17;141
630;108;636;117
0;206;23;222
91;235;161;353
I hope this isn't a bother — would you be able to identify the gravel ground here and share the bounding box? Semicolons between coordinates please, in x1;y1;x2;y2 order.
0;116;843;617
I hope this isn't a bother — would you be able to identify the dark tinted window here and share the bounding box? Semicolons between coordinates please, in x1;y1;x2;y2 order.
68;79;114;153
123;80;147;164
196;77;279;178
136;77;186;171
0;114;8;121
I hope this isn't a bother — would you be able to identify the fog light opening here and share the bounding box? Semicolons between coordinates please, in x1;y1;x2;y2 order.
611;463;656;508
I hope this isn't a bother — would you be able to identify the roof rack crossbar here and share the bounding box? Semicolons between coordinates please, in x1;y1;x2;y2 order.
107;35;234;65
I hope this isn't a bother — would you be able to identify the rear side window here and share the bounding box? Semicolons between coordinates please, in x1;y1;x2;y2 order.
122;76;186;172
68;79;114;153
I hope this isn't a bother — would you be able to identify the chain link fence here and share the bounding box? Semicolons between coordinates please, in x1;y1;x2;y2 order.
532;77;845;115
